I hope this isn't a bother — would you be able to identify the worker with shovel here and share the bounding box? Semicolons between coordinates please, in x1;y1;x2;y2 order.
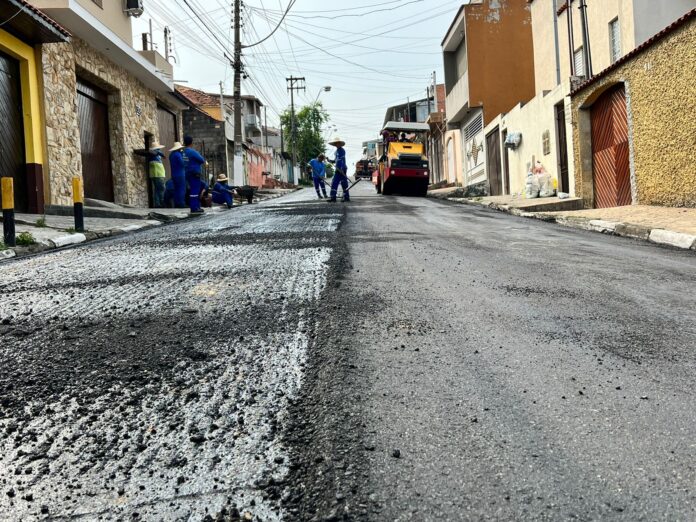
308;153;328;199
328;137;350;203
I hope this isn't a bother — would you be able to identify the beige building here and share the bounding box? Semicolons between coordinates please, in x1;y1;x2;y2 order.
29;0;184;208
487;0;696;200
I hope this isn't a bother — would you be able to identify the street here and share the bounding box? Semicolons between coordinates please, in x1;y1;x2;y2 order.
2;184;696;521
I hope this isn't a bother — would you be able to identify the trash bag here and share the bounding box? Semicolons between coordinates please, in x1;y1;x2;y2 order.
525;171;539;199
538;173;556;197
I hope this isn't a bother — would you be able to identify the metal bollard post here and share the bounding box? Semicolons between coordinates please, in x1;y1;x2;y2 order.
1;177;16;247
72;177;84;233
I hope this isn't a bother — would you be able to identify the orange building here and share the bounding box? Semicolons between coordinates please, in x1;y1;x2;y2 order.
441;0;536;195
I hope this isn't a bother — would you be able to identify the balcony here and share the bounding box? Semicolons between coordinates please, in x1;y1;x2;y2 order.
29;0;173;95
445;70;470;125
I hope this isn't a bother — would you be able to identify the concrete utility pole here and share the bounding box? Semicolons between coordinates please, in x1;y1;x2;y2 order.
264;105;268;149
233;0;243;160
220;81;230;179
286;76;306;178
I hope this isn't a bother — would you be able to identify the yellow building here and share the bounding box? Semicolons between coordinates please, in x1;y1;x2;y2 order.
571;9;696;208
0;0;69;213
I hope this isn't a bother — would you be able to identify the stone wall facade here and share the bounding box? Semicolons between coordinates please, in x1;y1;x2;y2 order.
571;16;696;207
42;37;177;207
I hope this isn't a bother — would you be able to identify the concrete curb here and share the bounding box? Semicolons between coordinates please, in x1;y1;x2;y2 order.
445;197;696;252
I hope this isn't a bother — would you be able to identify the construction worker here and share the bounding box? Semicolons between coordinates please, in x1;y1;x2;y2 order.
182;135;206;214
308;153;328;199
328;137;350;202
168;141;187;208
148;142;166;208
212;173;236;209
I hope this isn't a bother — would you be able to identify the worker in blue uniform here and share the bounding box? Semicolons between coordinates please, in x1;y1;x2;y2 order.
212;174;236;208
328;137;350;202
308;153;328;199
182;135;206;214
168;141;187;208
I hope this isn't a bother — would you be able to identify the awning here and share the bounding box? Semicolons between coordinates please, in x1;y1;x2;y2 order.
1;0;71;44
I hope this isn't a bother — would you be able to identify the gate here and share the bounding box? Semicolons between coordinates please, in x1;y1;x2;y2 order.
0;52;26;211
486;128;502;196
157;105;178;178
590;84;631;208
77;78;114;202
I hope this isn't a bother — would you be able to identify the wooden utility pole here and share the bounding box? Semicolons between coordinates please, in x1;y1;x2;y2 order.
286;76;305;179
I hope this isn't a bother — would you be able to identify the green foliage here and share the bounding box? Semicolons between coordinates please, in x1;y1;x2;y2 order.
35;216;47;228
0;241;6;250
16;231;36;246
280;102;330;172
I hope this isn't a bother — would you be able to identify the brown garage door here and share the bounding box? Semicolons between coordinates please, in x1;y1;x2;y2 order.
0;51;27;212
77;79;114;202
591;84;631;208
157;105;178;178
486;128;503;196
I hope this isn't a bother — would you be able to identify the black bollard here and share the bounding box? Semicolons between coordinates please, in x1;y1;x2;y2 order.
2;177;16;247
73;177;84;233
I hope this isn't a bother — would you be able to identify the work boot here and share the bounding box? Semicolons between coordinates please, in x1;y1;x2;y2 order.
317;194;324;199
328;198;337;203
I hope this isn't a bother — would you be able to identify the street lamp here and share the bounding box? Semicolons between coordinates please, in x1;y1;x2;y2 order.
314;85;331;104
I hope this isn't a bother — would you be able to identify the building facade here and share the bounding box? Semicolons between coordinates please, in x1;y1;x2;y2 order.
441;0;536;195
29;0;182;209
0;0;69;213
488;0;696;201
571;9;696;208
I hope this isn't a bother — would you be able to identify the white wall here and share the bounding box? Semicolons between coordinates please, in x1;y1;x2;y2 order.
497;80;575;196
633;0;696;45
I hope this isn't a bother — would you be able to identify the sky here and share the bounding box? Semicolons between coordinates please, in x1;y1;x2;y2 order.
134;0;461;164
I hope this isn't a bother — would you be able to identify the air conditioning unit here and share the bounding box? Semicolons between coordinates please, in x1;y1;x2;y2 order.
124;0;144;17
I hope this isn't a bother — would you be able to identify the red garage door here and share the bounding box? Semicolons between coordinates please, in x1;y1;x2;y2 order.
590;84;631;208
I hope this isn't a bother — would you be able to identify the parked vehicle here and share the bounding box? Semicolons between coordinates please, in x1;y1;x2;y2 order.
355;159;375;179
374;122;430;196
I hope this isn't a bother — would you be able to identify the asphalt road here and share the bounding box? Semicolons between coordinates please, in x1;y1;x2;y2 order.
288;182;696;521
1;184;695;521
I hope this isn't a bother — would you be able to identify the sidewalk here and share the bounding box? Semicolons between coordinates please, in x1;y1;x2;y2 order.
432;191;696;251
1;188;298;260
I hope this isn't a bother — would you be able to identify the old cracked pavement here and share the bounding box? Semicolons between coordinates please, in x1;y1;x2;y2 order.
1;184;695;521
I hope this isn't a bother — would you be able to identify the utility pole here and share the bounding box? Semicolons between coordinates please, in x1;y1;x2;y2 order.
220;81;230;180
286;76;305;179
264;105;268;150
233;0;243;163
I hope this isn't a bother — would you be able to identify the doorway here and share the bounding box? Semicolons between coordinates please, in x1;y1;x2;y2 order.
0;51;26;212
77;78;114;202
590;84;631;208
485;127;503;196
555;101;570;194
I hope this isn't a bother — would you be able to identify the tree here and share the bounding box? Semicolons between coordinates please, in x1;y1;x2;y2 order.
280;103;330;175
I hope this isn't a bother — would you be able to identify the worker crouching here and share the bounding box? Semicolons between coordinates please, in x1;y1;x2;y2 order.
212;174;236;209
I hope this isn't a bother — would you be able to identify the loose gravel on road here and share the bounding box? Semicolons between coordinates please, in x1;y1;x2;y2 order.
0;191;343;521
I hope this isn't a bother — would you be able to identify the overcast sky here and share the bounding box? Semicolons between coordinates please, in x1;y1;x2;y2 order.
135;0;461;163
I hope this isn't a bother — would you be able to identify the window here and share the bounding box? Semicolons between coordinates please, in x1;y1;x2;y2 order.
542;130;551;155
91;0;103;7
609;18;621;63
574;47;585;77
